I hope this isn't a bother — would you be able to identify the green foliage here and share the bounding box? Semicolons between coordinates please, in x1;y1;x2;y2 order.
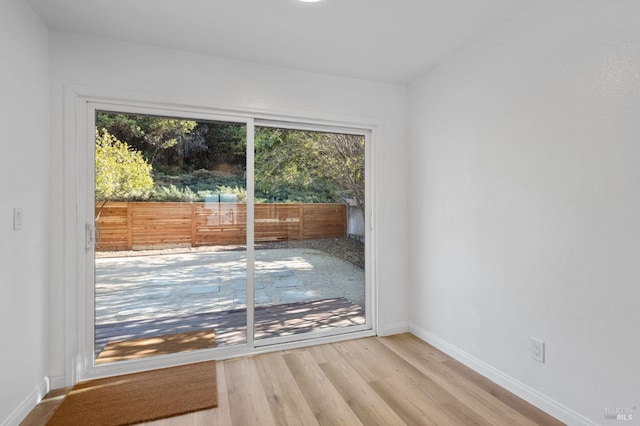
96;112;246;172
95;129;154;201
148;170;248;202
149;185;248;202
153;169;245;190
195;123;246;171
96;113;198;147
150;184;197;202
254;128;364;205
319;133;365;210
95;112;364;206
254;128;330;202
96;112;201;167
216;186;248;203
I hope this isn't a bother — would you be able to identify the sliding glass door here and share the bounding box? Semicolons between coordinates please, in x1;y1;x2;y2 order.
84;103;371;371
253;125;367;345
92;109;250;364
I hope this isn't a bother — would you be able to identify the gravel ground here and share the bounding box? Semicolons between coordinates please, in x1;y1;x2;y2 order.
96;237;365;269
257;237;364;269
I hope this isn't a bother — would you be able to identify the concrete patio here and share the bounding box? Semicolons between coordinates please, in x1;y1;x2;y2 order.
95;247;365;325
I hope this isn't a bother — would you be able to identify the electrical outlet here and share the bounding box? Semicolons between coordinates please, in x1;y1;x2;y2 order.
13;208;23;230
531;338;545;363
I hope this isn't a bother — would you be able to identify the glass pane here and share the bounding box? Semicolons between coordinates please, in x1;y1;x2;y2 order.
253;127;366;341
94;112;247;363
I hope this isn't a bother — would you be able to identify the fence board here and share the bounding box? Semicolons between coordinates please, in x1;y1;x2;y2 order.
96;202;346;251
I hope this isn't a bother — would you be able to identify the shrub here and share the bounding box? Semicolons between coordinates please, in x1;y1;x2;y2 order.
151;184;197;202
95;129;153;201
149;183;248;203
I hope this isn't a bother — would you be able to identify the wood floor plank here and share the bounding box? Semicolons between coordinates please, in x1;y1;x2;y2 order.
330;339;393;382
379;334;544;426
334;338;457;405
330;339;469;425
441;358;565;426
22;334;563;426
282;350;363;425
254;351;319;426
317;357;406;425
304;340;345;364
438;401;495;426
368;378;455;425
224;357;277;426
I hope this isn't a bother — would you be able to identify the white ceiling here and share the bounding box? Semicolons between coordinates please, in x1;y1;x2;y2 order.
26;0;535;84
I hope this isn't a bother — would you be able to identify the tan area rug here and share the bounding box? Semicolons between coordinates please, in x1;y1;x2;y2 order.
46;361;217;426
96;329;216;364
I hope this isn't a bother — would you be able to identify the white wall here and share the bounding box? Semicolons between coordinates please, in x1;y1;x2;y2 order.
408;0;640;424
0;0;50;424
48;32;409;385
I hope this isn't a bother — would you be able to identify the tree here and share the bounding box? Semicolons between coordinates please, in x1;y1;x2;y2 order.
95;113;201;169
321;133;365;213
95;113;250;174
95;129;154;203
254;128;365;207
95;113;365;208
255;128;339;203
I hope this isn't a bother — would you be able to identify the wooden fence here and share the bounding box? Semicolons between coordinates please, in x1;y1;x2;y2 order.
95;202;347;251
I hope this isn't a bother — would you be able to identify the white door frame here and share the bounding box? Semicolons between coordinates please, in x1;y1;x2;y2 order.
64;87;379;384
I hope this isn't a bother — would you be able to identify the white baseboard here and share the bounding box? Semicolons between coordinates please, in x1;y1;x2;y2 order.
378;322;409;336
2;377;49;426
409;323;597;426
48;375;67;390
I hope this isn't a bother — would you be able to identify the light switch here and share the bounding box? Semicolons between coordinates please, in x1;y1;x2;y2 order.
13;208;23;230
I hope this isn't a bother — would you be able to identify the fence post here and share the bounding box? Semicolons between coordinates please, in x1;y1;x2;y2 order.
298;205;304;240
191;203;197;247
126;202;133;250
343;204;347;237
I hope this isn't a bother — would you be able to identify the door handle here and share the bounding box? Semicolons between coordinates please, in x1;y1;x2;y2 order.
86;222;95;250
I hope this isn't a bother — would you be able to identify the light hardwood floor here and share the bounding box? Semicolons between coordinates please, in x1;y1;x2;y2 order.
22;334;564;425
